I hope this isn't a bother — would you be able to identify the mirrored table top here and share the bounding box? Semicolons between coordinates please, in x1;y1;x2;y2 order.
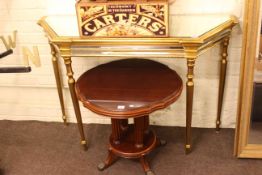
42;14;236;38
39;14;237;58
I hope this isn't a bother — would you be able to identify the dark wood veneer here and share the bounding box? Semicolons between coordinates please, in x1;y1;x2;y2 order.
76;59;183;118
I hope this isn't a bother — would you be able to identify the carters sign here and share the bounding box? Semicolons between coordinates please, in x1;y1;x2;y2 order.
76;0;169;37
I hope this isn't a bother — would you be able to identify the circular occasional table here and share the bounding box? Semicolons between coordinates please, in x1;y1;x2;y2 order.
76;59;183;175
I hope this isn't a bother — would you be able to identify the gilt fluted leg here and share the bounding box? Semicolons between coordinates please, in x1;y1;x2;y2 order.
185;58;196;154
49;43;67;124
216;37;230;132
61;46;87;149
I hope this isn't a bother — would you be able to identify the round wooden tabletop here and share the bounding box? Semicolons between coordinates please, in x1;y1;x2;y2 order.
75;59;183;118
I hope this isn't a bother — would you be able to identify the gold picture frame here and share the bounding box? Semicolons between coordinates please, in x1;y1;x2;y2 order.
234;0;262;158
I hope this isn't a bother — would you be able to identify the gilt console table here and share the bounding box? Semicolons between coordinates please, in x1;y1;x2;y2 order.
38;14;238;153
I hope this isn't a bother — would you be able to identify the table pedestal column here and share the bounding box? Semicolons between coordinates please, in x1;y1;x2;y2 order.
98;115;164;175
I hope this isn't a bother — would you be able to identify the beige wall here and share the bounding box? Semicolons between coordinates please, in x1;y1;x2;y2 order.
0;0;243;128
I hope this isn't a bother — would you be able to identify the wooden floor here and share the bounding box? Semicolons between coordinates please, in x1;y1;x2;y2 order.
0;120;262;175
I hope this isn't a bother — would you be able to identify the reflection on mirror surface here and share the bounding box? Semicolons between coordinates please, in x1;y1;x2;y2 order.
249;23;262;144
45;14;232;38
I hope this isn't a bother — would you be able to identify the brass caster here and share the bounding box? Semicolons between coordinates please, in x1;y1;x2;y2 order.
97;162;106;171
216;121;221;133
215;127;220;134
146;170;155;175
63;121;69;126
62;116;68;125
81;140;88;151
185;145;191;155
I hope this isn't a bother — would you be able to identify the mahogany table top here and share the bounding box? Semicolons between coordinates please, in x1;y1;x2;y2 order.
76;59;183;118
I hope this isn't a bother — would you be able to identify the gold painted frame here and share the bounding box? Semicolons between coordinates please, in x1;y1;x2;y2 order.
234;0;262;158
